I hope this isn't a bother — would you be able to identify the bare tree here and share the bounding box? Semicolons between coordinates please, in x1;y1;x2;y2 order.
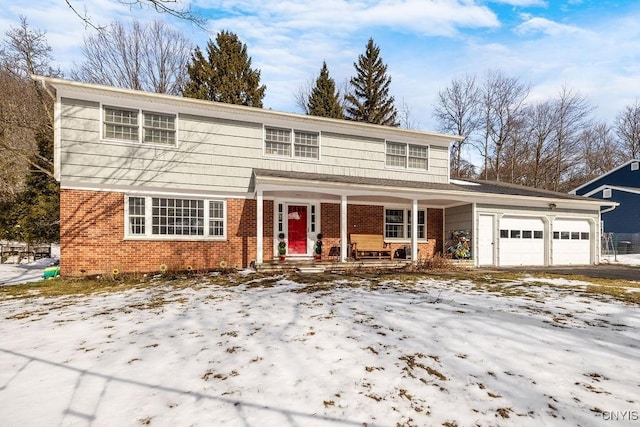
398;99;418;130
579;121;621;181
64;0;203;30
294;77;314;114
433;73;480;177
614;100;640;159
0;17;57;193
72;19;192;95
523;101;556;188
476;70;530;181
549;86;593;191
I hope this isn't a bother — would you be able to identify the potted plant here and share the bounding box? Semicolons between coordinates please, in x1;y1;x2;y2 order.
313;233;323;260
278;232;286;261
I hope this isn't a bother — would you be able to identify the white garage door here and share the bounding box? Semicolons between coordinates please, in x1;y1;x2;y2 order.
552;219;591;265
498;217;545;266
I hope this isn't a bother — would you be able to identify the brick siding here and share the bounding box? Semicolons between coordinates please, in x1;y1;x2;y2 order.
60;190;444;275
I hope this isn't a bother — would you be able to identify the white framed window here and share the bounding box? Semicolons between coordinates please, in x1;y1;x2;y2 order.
264;127;319;160
294;131;319;159
603;188;612;198
104;107;138;141
385;208;426;240
631;161;639;171
386;141;429;170
104;106;176;146
386;142;406;167
128;196;146;235
125;196;226;239
265;128;291;156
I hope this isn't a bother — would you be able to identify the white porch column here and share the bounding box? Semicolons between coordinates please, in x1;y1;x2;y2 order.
256;190;263;264
411;199;418;261
340;195;348;262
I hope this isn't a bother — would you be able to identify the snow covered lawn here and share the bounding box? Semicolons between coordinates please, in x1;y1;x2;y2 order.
0;272;638;426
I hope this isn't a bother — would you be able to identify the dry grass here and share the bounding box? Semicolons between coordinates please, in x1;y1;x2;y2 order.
1;268;638;306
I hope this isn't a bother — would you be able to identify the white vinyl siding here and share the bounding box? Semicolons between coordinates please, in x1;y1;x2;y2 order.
103;106;176;145
386;141;429;170
126;196;226;239
265;127;319;160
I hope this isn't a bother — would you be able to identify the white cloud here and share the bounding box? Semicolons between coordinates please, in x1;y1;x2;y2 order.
514;16;591;36
489;0;547;6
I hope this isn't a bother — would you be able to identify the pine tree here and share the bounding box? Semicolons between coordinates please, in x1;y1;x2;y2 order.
345;38;398;126
0;127;59;243
183;31;266;107
307;62;344;119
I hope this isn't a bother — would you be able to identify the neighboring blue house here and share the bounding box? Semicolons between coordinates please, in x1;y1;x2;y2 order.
571;160;640;252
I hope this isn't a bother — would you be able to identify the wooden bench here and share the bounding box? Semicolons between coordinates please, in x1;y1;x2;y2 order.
350;234;391;260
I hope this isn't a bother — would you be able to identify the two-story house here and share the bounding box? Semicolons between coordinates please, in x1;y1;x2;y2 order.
35;76;614;276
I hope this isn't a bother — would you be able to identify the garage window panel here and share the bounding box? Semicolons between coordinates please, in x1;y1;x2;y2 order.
522;230;532;238
510;230;521;238
534;231;543;239
500;229;509;238
581;232;589;240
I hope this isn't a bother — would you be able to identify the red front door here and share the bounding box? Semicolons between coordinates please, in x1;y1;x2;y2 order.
287;205;307;255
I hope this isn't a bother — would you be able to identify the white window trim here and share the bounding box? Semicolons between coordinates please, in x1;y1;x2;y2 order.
101;104;178;147
124;195;227;241
263;126;321;161
384;207;427;242
603;188;612;198
385;141;430;171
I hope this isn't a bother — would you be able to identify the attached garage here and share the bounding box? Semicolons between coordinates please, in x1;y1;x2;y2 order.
551;218;592;265
498;217;545;266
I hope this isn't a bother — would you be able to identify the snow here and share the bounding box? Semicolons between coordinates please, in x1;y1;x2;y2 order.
1;273;638;426
0;244;60;286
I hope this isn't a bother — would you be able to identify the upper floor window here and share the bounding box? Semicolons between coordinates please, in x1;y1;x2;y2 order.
104;106;176;146
265;127;319;160
386;141;429;170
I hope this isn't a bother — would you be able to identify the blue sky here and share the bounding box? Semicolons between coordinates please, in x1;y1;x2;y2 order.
1;0;639;131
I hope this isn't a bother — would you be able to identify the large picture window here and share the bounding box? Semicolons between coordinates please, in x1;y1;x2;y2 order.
385;208;426;240
265;127;319;160
126;196;225;239
386;142;429;170
104;106;176;145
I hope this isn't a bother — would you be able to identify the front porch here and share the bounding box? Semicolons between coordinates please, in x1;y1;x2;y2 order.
253;169;476;269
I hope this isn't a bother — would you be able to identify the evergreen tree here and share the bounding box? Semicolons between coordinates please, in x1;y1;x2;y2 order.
307;61;344;119
0;127;59;243
183;31;266;107
345;38;398;126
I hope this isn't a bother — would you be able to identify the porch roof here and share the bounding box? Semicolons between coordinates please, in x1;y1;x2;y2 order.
253;169;616;209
